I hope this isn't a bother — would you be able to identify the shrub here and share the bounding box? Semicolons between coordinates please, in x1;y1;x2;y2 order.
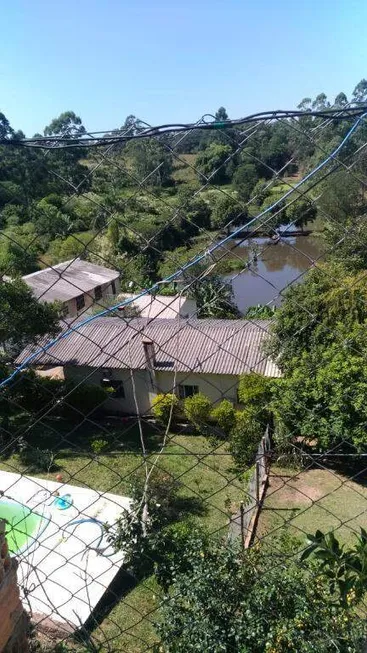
157;535;367;652
237;373;273;427
152;393;179;427
237;373;272;409
229;409;263;470
90;438;108;454
184;393;211;431
211;400;236;436
153;521;210;591
106;468;181;579
18;442;58;473
59;382;109;420
12;370;64;415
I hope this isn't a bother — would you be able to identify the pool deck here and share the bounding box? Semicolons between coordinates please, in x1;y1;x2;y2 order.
0;470;131;632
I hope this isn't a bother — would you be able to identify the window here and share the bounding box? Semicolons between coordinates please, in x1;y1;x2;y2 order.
94;286;102;301
60;304;69;318
101;377;125;398
178;384;199;400
76;294;85;311
111;280;116;295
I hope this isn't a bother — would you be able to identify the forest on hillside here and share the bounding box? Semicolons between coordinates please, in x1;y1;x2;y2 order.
1;78;367;292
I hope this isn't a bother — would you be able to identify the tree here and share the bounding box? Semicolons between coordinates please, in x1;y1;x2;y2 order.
318;170;367;270
175;189;212;238
237;372;272;414
44;111;86;137
33;199;71;240
312;93;330;110
272;323;367;450
157;534;366;652
229;408;263;469
183;393;212;432
129;138;173;186
0;112;14;140
297;97;312;111
214;106;229;122
196;143;233;185
47;231;95;264
232;163;259;201
0;223;42;275
43;111;89;195
266;264;367;372
352;78;367;104
267;263;367;450
187;269;240;318
287;198;317;231
258;122;292;174
334;92;348;108
211;194;246;231
0;278;60;356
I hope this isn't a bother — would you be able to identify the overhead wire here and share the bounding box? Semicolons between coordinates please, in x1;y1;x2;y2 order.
2;110;366;390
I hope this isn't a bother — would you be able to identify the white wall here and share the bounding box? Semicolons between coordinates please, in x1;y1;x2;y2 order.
64;279;121;317
64;365;154;415
155;371;238;407
64;365;239;415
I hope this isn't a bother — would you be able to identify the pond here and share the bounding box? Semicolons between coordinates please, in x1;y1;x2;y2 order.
222;235;324;313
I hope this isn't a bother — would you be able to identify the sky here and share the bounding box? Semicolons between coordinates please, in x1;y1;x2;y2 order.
1;0;367;136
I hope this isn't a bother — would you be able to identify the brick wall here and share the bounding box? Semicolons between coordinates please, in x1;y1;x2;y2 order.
0;520;29;653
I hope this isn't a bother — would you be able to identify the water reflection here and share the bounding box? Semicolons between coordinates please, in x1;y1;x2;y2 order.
222;236;324;312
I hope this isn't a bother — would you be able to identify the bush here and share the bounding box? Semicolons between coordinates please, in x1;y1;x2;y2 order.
237;373;273;427
106;468;181;579
157;535;367;653
229;409;263;470
153;521;210;591
237;373;272;409
90;438;108;454
211;400;236;436
184;393;211;431
152;393;179;427
18;442;58;473
11;370;64;415
59;382;109;420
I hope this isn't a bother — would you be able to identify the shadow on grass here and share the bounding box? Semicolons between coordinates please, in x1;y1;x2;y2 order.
4;416;165;460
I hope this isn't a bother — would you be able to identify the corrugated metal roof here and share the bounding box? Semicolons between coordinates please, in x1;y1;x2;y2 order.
17;317;281;378
22;258;119;303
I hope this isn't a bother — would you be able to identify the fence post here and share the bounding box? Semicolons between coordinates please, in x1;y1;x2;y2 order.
240;501;245;551
255;462;260;504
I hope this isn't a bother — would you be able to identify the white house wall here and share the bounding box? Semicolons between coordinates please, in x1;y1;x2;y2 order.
155;371;238;407
64;365;153;415
64;365;238;415
65;279;121;317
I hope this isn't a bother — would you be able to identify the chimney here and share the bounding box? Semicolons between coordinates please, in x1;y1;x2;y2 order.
142;338;156;369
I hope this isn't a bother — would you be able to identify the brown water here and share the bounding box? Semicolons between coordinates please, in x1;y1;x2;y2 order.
222;236;324;313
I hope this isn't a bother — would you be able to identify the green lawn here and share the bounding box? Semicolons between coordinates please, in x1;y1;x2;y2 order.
256;465;367;547
0;418;242;651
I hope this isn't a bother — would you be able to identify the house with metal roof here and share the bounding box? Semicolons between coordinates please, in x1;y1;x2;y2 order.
17;316;280;416
22;258;120;318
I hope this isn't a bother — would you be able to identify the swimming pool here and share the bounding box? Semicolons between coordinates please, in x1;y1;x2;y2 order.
0;499;47;554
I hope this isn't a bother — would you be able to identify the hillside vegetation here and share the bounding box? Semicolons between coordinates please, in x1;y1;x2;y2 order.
1;83;367;294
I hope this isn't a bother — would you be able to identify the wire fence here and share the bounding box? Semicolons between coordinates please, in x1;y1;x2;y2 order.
230;425;271;549
1;105;367;651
